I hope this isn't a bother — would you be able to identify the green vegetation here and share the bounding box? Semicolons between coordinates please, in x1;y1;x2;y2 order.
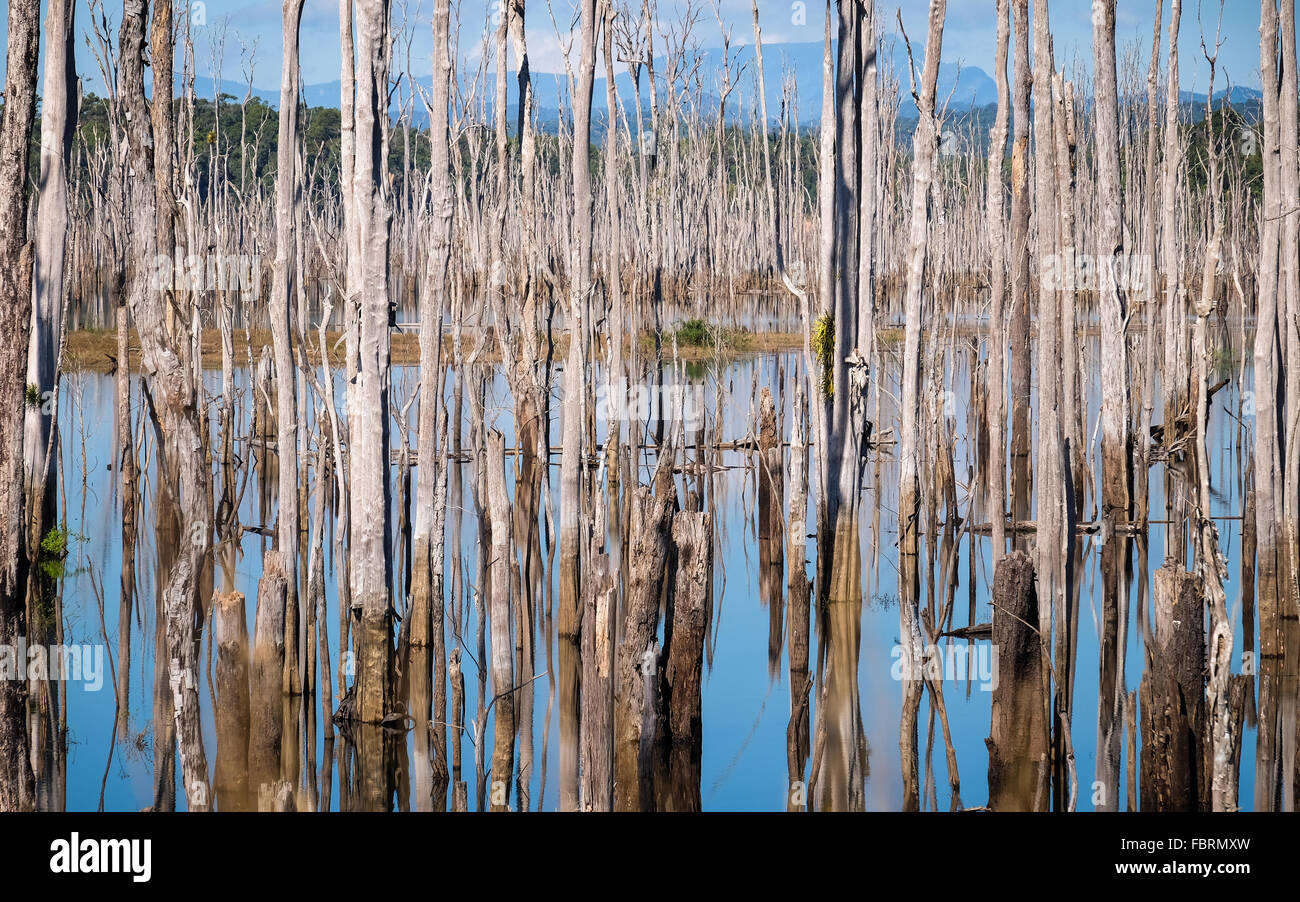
37;525;84;580
812;313;835;398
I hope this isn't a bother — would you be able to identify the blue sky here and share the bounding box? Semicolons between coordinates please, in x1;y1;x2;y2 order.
0;0;1266;100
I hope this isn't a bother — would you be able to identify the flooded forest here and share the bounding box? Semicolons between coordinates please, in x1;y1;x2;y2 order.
0;0;1296;813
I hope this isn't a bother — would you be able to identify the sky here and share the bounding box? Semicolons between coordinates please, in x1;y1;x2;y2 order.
0;0;1267;100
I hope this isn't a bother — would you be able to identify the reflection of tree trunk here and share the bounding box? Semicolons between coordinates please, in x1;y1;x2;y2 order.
214;591;251;811
614;470;674;811
818;534;864;812
786;387;811;808
580;555;614;810
1139;567;1204;811
757;389;784;677
486;431;515;811
252;551;288;801
987;550;1048;810
897;0;947;816
656;512;710;813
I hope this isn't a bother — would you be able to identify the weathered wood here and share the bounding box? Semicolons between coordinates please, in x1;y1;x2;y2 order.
986;550;1048;810
486;430;516;811
614;468;674;812
1139;566;1205;811
580;554;614;810
251;550;288;798
214;591;251;811
0;0;40;813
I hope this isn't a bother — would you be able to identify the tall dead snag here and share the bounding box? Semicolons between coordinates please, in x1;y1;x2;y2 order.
823;0;871;606
986;0;1010;563
1139;567;1204;810
1277;0;1300;813
118;0;211;811
660;511;711;812
1161;0;1188;566
1254;0;1284;811
409;0;454;808
0;0;39;813
486;431;515;810
986;550;1048;810
559;0;599;641
1008;0;1032;547
1137;2;1163;528
349;0;395;725
614;469;674;811
25;0;75;542
897;0;947;813
1031;0;1072;811
271;0;306;695
1092;0;1130;812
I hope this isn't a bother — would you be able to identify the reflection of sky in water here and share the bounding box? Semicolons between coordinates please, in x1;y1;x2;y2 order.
54;332;1256;810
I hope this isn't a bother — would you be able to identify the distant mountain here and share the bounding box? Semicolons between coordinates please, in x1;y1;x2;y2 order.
186;39;998;133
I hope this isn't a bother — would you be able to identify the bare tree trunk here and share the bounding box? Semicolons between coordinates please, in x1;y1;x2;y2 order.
987;0;1011;564
271;0;306;696
898;0;947;813
1092;0;1130;812
24;0;75;551
1008;0;1032;550
349;0;395;725
0;0;40;813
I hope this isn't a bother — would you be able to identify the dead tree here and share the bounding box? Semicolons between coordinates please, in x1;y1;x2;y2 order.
0;0;40;813
349;0;395;725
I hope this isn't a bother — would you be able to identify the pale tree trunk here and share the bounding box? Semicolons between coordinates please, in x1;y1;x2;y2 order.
24;0;75;539
1137;1;1162;528
1254;0;1284;811
0;0;40;813
1032;0;1073;812
1091;0;1129;812
987;0;1010;564
1008;0;1032;550
271;0;305;696
409;0;454;808
898;0;947;813
349;0;395;725
1276;0;1300;811
557;0;598;811
119;0;212;810
1161;0;1186;566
